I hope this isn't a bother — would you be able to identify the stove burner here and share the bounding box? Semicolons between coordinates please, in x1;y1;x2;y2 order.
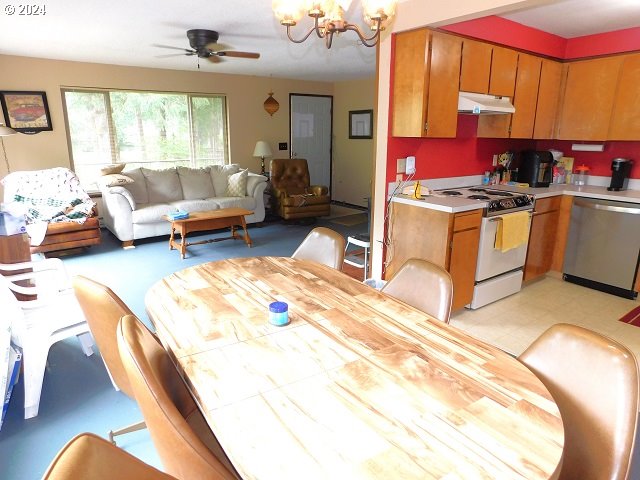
440;190;463;196
468;188;487;192
488;191;514;197
468;195;490;200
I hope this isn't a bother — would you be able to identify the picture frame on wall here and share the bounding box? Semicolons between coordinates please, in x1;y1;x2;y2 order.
349;109;373;139
0;91;53;134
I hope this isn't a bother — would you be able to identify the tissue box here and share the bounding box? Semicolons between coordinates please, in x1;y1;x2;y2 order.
0;212;27;236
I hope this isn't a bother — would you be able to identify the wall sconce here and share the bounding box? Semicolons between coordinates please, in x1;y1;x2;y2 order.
264;91;280;116
0;123;17;174
253;140;273;175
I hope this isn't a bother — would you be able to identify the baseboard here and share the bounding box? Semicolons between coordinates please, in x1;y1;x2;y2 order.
331;200;368;211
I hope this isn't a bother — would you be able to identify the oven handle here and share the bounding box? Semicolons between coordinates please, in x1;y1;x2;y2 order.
488;212;533;222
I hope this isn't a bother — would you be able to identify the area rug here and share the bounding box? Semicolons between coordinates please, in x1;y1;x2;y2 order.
330;213;368;226
619;305;640;326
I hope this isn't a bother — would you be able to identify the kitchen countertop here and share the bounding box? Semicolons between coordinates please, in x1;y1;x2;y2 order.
392;184;640;213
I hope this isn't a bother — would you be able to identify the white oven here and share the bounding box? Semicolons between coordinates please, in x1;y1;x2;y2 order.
468;211;533;309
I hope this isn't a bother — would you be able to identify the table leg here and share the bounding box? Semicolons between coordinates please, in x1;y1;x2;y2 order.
179;225;187;259
169;224;176;250
240;217;252;248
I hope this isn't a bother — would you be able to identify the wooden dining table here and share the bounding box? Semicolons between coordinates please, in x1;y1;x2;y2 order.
145;256;564;480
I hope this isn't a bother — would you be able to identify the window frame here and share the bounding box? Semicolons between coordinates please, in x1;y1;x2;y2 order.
61;87;229;189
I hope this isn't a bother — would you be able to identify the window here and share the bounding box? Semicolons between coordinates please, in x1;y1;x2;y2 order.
62;89;228;190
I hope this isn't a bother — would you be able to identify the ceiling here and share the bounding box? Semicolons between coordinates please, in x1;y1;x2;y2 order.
0;0;638;83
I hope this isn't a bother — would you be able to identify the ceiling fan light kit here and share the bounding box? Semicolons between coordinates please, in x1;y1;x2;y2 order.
272;0;397;48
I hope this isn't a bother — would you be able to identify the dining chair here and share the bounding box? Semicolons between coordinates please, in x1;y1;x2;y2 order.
117;314;239;480
291;226;346;270
381;258;454;323
519;323;639;480
41;432;176;480
0;258;94;419
72;275;146;444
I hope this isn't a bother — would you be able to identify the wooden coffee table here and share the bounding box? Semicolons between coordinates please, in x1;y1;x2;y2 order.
162;208;253;259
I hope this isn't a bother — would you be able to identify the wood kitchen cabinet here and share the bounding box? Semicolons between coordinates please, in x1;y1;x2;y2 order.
459;39;492;93
556;56;624;140
392;29;462;138
488;46;518;97
386;202;482;311
609;53;640;140
478;52;542;138
533;58;563;139
523;196;561;282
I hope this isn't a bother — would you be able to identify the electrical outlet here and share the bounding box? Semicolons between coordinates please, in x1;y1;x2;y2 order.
396;158;406;174
405;156;416;174
492;154;498;166
395;173;403;183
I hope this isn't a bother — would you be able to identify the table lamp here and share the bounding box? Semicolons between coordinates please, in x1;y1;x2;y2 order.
253;140;273;175
0;124;18;174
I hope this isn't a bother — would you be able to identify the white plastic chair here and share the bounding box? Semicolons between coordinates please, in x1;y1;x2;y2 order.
0;258;94;419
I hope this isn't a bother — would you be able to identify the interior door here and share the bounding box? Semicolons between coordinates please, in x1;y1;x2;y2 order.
290;94;332;190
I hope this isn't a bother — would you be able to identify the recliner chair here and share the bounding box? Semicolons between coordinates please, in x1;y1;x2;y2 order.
270;158;330;220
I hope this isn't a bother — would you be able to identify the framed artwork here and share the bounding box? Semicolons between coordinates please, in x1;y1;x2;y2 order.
0;91;53;134
349;109;373;139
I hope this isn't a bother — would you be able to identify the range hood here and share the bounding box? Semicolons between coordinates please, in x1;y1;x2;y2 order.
457;91;515;115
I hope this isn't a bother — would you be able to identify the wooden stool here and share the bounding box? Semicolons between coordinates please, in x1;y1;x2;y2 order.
344;233;370;280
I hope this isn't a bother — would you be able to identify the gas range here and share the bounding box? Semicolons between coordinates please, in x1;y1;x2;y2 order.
433;187;534;216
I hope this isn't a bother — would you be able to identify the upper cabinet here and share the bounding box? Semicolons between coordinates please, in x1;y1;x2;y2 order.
533;59;563;139
488;46;519;97
392;30;462;138
459;39;492;93
556;56;624;140
477;52;542;138
608;53;640;140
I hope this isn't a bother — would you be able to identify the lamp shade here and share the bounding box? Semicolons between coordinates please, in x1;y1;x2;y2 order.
253;141;273;158
0;124;17;136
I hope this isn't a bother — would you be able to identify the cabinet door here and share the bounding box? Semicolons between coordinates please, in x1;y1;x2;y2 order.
460;39;492;93
392;29;429;137
489;46;518;97
524;197;561;282
449;228;481;310
609;53;640;140
425;32;463;138
533;59;563;139
557;56;624;140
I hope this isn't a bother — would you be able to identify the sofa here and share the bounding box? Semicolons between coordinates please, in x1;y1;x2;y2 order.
100;165;267;247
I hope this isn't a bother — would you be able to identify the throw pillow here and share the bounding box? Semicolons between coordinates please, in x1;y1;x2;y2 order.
99;173;134;187
100;164;126;175
226;169;248;197
210;164;240;196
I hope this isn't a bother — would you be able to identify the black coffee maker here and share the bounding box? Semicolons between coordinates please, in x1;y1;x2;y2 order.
607;158;633;191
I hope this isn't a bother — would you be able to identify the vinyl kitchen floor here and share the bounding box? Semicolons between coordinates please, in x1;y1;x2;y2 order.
450;274;640;359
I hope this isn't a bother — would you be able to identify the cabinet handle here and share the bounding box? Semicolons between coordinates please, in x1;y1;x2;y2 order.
574;199;640;215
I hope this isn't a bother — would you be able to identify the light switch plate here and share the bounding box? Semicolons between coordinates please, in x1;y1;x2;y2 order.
405;156;416;174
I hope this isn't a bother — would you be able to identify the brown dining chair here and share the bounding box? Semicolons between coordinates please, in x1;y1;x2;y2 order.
117;314;239;480
519;323;639;480
42;432;176;480
291;227;346;270
72;275;146;444
381;258;453;323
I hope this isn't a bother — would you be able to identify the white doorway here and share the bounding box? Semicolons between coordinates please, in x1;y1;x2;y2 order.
290;94;333;191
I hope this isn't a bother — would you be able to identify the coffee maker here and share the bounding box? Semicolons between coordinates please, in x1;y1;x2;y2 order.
607;158;633;191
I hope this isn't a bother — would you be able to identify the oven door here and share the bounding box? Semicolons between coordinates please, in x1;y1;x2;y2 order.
475;213;532;282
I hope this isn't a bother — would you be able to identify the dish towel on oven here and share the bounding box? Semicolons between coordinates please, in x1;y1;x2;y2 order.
495;211;530;253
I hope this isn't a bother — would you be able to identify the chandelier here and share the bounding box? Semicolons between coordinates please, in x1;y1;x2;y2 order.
272;0;397;49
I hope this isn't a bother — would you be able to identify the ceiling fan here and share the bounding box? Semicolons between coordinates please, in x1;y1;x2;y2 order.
155;29;260;67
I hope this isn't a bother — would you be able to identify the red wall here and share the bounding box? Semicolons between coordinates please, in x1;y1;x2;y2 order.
386;18;640;186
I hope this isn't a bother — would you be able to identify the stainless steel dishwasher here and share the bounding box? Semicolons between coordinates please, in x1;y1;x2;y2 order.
563;197;640;299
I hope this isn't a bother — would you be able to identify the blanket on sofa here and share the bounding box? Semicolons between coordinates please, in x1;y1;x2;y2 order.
2;167;95;224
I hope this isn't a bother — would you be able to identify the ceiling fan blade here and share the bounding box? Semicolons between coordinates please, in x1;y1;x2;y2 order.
152;43;194;54
207;55;224;63
156;53;190;58
205;42;232;52
217;51;260;59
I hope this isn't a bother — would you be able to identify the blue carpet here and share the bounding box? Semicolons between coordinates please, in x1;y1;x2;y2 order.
0;219;363;479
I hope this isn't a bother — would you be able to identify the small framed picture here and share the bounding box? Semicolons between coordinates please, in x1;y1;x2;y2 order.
0;91;53;134
349;109;373;139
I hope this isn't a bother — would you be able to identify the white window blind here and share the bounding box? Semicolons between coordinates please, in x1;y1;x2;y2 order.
62;88;228;190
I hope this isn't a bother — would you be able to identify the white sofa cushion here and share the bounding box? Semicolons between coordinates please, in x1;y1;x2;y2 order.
142;168;183;204
122;168;149;204
210;164;239;196
177;167;215;200
212;196;257;211
131;203;174;224
171;199;221;212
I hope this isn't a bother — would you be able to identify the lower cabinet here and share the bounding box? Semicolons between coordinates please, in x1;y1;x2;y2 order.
524;196;563;282
386;202;482;311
